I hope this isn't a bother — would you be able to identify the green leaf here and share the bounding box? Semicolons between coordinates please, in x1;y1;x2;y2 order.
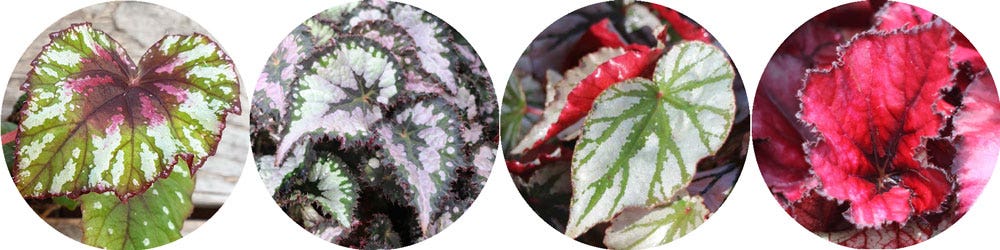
500;76;529;151
604;196;709;249
80;161;194;250
52;196;80;211
565;41;734;238
14;23;239;200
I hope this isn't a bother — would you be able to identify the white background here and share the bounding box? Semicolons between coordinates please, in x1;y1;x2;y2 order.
1;0;998;249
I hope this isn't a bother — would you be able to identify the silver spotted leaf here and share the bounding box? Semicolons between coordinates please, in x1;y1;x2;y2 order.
376;97;463;234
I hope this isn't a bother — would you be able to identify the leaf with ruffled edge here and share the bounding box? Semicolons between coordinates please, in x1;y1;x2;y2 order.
604;196;709;249
14;23;239;200
376;97;462;235
799;21;955;227
566;41;735;238
80;161;194;250
953;73;999;215
275;37;402;163
348;3;459;95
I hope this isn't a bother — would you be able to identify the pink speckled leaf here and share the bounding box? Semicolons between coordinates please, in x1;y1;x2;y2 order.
274;37;403;163
253;26;311;139
14;23;240;200
376;97;463;235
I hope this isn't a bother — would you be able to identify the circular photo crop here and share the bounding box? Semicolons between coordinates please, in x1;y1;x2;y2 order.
752;1;997;248
501;1;748;248
2;2;247;249
250;1;497;248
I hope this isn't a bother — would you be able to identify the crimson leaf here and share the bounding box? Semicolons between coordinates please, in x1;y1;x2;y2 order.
800;21;954;227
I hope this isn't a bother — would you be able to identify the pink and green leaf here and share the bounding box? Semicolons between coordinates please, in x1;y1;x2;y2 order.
14;23;239;200
275;37;402;163
376;98;463;235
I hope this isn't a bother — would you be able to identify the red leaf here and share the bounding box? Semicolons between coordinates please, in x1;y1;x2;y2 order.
785;190;851;232
506;142;573;179
800;22;955;227
563;18;626;70
583;18;626;48
648;4;709;42
752;95;815;203
521;45;662;151
873;2;934;31
953;73;1000;215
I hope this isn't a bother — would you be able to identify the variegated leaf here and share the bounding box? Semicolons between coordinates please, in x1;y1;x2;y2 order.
275;37;402;162
80;161;194;250
279;154;357;227
253;25;311;140
471;142;497;179
376;97;462;234
388;4;457;94
15;23;239;200
510;47;627;155
604;196;709;249
566;41;734;238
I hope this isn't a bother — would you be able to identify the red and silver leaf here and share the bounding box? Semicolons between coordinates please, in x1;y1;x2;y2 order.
799;22;955;227
953;73;999;215
15;23;239;200
516;45;661;153
509;47;626;155
648;4;709;43
563;18;627;68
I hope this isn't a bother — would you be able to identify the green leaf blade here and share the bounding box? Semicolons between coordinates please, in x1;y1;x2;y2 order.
80;161;194;250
